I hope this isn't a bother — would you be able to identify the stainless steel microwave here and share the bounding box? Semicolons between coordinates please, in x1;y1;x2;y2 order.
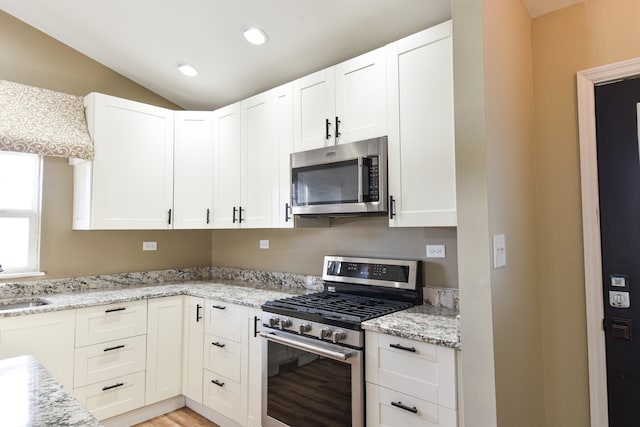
290;136;388;216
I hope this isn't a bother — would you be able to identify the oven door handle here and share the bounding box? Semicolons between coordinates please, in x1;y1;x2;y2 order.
259;332;355;362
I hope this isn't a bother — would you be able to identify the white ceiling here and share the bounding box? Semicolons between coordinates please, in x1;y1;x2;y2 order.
0;0;582;110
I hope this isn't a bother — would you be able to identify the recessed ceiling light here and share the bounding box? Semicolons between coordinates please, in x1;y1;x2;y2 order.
177;63;198;77
243;27;268;45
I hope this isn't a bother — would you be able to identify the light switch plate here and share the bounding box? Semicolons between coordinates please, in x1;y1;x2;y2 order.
493;234;506;268
259;240;269;249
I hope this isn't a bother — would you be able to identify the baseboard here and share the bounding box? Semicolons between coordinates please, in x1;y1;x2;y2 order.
186;397;244;427
101;396;186;427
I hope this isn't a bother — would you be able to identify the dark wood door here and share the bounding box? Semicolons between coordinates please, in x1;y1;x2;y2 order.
595;76;640;426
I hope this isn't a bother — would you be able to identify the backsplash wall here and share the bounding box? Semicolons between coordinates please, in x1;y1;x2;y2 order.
211;217;458;288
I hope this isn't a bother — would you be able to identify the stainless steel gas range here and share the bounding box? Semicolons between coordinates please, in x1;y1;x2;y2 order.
260;255;423;427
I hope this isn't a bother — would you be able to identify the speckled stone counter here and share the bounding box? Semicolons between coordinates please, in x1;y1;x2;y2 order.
0;355;101;427
362;304;461;350
0;267;460;351
0;281;305;318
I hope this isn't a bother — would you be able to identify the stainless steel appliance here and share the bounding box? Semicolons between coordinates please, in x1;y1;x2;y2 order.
290;137;388;216
260;255;422;427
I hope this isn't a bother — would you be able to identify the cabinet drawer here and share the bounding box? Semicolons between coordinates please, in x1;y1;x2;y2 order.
366;331;457;409
203;369;243;423
204;299;246;342
76;300;147;347
366;382;457;427
204;333;241;381
74;370;146;421
74;335;147;387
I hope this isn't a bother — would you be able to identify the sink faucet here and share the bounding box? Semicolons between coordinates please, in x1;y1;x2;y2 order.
0;264;4;273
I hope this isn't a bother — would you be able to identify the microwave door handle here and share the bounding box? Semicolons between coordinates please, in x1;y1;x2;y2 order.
358;157;364;203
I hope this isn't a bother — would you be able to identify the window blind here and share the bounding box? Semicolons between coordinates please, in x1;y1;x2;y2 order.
0;79;94;160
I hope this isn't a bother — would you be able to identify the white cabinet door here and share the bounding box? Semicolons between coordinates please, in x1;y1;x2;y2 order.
146;296;183;405
0;310;76;390
387;20;457;227
335;47;387;144
75;299;147;347
202;300;249;425
183;296;204;404
241;91;276;228
272;84;295;228
246;308;262;427
174;111;214;229
75;92;174;230
293;68;336;151
212;103;242;228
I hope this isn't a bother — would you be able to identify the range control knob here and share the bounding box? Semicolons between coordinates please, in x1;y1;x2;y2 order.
320;328;333;339
332;330;347;343
279;318;292;330
268;317;280;328
299;323;311;334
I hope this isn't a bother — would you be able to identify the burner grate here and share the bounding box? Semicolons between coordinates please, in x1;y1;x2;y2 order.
266;291;412;322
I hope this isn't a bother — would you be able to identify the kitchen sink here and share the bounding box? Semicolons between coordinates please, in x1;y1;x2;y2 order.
0;298;50;311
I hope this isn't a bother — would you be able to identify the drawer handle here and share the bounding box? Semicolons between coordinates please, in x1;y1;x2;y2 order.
391;401;418;414
211;341;226;348
105;307;126;313
211;379;225;387
102;382;124;392
390;343;416;353
211;305;226;310
104;344;125;352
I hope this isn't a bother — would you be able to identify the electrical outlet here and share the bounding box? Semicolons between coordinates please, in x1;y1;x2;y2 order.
426;244;446;258
259;240;269;249
142;241;157;251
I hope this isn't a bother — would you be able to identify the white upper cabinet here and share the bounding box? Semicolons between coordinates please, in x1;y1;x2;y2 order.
241;90;277;229
173;111;214;229
212;103;242;228
387;20;457;227
334;46;387;144
293;68;335;151
74;92;174;230
293;47;387;151
272;83;294;228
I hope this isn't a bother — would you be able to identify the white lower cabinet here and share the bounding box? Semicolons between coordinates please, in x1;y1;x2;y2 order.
74;370;146;421
74;334;147;387
73;300;148;421
202;299;249;425
365;331;458;427
183;295;205;404
0;295;265;427
146;296;184;405
0;309;76;391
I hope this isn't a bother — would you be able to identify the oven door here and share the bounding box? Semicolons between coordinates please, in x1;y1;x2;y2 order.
260;327;363;427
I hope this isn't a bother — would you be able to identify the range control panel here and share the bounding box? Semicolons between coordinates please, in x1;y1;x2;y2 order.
322;255;418;290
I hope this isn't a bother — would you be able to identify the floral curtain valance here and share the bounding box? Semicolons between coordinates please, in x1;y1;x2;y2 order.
0;80;94;160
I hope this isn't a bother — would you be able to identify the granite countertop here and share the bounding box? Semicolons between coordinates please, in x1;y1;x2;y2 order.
0;268;461;349
362;304;460;349
0;355;101;427
0;281;304;318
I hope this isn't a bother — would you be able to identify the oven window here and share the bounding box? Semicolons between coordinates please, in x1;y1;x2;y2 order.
292;159;359;206
266;340;352;426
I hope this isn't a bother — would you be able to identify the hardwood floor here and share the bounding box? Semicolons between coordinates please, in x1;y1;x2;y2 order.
132;407;219;427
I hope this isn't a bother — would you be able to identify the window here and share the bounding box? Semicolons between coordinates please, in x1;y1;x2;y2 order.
0;151;43;278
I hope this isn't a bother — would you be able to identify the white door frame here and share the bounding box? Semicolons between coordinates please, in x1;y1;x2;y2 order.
577;57;640;427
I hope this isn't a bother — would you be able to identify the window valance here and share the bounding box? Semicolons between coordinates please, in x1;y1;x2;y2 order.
0;80;94;160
